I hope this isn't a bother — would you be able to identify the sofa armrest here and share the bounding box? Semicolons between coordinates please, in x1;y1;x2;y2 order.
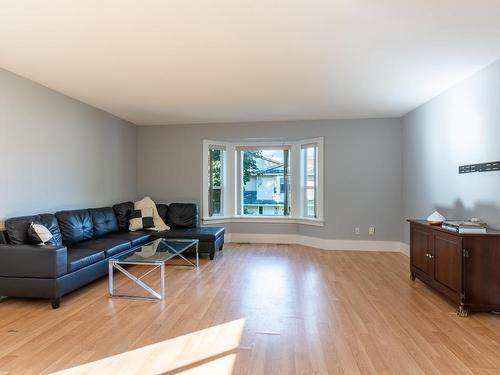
0;244;68;278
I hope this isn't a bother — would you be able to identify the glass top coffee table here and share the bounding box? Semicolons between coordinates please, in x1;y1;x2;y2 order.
108;238;198;301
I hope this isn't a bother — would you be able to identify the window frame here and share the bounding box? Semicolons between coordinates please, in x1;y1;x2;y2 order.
237;146;291;217
301;144;319;219
202;137;324;226
203;141;229;218
208;147;224;216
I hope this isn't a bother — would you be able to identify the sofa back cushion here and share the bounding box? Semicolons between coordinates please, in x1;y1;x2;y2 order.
0;231;9;244
56;209;93;245
112;201;134;231
156;204;168;224
5;214;63;246
167;203;198;228
89;207;118;237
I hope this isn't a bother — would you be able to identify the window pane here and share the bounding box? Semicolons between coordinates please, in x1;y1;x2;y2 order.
303;146;317;217
242;149;290;216
208;149;223;216
306;188;315;217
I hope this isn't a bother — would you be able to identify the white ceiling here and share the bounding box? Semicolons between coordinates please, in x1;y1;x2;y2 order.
1;1;500;125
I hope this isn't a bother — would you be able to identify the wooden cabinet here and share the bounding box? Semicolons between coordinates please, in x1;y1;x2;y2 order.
409;220;500;316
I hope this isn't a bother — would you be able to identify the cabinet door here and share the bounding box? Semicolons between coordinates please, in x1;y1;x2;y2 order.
411;226;432;275
463;237;500;307
433;232;462;293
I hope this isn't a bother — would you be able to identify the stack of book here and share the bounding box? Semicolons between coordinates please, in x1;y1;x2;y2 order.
442;220;487;234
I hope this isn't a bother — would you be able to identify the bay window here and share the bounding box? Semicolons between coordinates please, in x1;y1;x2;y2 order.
203;138;323;225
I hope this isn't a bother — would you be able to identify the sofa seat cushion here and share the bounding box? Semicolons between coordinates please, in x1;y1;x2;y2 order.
69;238;131;257
104;231;153;247
157;227;224;242
67;249;105;272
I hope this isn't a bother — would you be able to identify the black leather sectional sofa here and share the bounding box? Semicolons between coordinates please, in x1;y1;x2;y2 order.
0;202;224;308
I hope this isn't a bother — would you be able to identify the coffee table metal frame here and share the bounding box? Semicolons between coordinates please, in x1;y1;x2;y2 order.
108;238;198;301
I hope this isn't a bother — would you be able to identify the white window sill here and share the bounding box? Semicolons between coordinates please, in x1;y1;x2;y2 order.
202;216;324;226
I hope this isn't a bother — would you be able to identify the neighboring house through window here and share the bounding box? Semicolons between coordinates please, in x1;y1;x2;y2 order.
239;148;290;216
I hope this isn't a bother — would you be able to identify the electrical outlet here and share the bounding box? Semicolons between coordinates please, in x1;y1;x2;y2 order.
369;226;375;236
354;227;360;235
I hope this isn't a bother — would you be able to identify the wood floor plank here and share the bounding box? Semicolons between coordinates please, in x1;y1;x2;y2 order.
0;244;499;374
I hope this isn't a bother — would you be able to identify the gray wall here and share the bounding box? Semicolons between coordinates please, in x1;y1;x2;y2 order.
0;68;137;225
137;119;403;241
402;59;500;243
6;55;499;245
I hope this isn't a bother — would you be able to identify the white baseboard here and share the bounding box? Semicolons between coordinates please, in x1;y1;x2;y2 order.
226;233;409;255
399;242;410;256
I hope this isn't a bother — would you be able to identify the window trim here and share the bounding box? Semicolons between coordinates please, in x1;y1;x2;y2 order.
208;148;223;216
203;141;230;218
237;147;291;217
301;144;319;218
202;138;324;226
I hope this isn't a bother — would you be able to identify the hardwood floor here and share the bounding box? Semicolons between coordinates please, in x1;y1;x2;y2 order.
1;244;500;374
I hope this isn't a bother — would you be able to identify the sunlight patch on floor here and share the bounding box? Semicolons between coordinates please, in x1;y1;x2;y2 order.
176;353;237;375
51;318;245;375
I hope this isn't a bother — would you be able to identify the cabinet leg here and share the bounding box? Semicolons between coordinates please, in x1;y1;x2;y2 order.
410;272;416;281
457;305;469;317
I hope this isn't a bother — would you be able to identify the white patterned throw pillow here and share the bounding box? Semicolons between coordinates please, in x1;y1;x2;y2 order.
129;208;155;231
27;222;54;245
133;196;169;231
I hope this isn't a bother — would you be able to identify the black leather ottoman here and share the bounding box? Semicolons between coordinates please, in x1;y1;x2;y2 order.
153;227;224;260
